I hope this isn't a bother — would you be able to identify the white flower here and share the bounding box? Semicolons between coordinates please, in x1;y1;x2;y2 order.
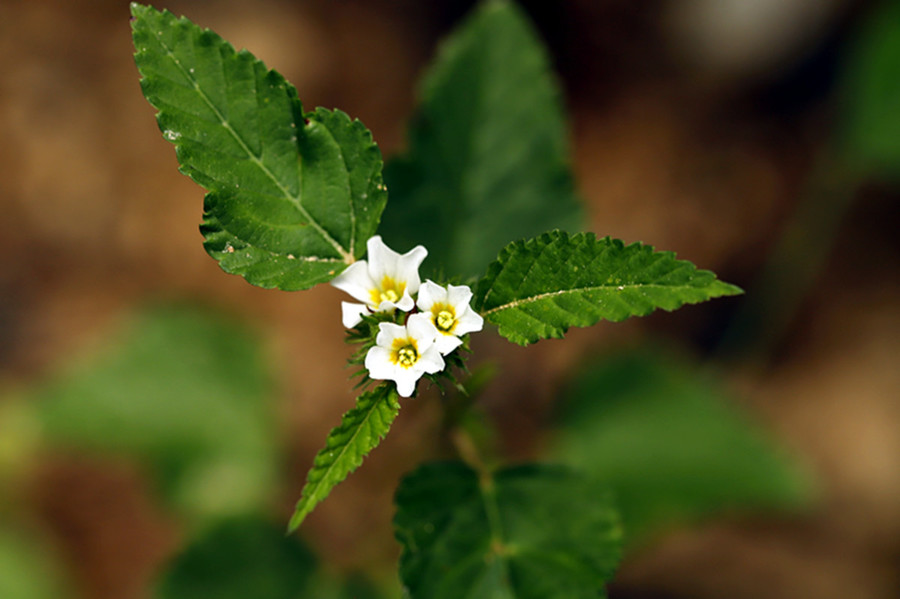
365;313;445;397
416;281;484;355
331;236;428;328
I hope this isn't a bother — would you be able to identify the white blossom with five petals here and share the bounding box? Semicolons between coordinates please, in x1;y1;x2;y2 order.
330;236;428;328
416;281;484;355
365;313;445;397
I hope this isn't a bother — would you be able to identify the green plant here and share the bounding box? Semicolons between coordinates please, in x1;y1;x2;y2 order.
121;2;811;596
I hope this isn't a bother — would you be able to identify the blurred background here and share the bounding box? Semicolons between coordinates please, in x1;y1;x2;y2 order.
0;0;898;598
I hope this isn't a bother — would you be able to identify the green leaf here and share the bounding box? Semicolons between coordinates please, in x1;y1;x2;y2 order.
474;231;743;345
839;0;900;177
0;529;68;599
155;517;316;599
552;349;812;542
35;305;277;521
288;384;400;532
131;4;387;290
156;516;386;599
394;462;622;599
380;0;583;279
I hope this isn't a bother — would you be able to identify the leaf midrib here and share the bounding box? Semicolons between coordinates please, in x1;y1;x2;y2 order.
151;27;352;263
481;282;716;316
290;387;396;529
477;473;514;594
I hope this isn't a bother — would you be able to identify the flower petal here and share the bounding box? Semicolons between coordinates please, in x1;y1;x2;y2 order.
417;345;445;374
434;334;464;355
446;283;474;310
395;245;428;295
393;370;419;397
375;322;408;347
330;261;375;305
454;308;484;336
364;346;396;380
341;302;370;328
366;235;400;281
407;313;439;352
392;292;416;313
416;280;445;312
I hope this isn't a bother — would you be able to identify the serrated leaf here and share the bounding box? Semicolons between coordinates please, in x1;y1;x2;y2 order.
394;462;622;599
552;349;812;542
380;0;583;279
131;4;387;290
35;305;277;521
288;385;400;532
474;231;743;345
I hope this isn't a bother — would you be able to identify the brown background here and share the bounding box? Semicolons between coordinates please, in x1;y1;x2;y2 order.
1;0;898;597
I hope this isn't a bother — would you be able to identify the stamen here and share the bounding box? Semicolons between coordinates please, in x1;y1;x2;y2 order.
371;275;406;306
397;346;418;368
435;309;456;332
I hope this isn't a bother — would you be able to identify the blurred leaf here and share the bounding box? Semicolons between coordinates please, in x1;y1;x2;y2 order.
155;517;316;599
35;305;277;521
394;461;622;599
310;576;384;599
157;516;385;599
380;0;583;280
552;349;812;542
288;384;400;532
0;398;42;491
0;529;67;599
132;4;387;290
839;0;900;177
474;231;742;346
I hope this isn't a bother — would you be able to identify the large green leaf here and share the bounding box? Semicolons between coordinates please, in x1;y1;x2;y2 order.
474;231;742;345
380;0;583;279
131;4;387;290
288;384;400;532
839;0;900;177
35;306;277;521
155;517;316;599
394;462;622;599
552;349;812;542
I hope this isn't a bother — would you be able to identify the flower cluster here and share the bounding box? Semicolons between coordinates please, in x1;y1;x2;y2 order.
331;236;483;397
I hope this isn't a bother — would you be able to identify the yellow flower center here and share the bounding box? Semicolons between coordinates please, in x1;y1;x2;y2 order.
397;346;417;367
371;276;406;306
432;303;457;333
390;337;419;369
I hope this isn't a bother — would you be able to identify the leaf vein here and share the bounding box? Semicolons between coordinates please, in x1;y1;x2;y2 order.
153;29;352;262
483;283;701;316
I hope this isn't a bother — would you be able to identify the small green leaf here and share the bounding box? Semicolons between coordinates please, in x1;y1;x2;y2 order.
394;462;622;599
552;349;812;542
474;231;742;345
155;517;316;599
131;4;387;290
288;384;400;532
35;305;277;521
839;0;900;177
380;0;583;279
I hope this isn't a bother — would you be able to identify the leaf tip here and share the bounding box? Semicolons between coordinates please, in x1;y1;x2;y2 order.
129;2;153;20
716;281;745;297
285;507;306;534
